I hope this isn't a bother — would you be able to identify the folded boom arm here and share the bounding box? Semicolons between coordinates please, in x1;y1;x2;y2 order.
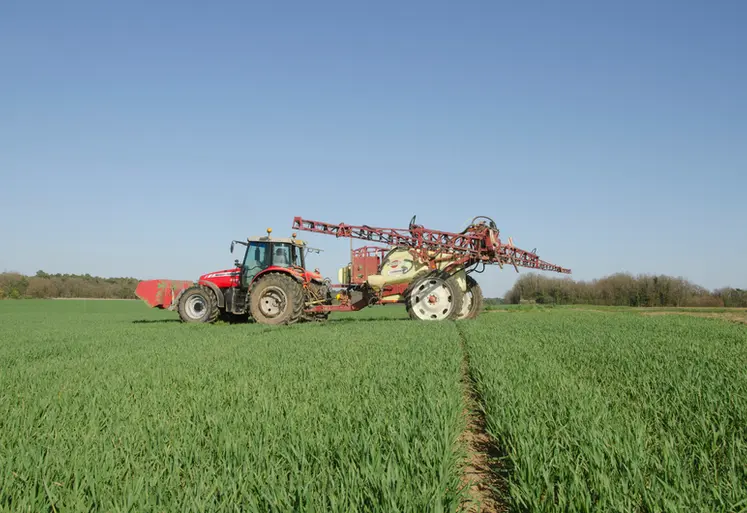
292;216;570;274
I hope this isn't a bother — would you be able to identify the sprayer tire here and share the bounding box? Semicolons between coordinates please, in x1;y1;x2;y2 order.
405;271;464;321
249;273;304;325
457;275;484;320
177;285;220;324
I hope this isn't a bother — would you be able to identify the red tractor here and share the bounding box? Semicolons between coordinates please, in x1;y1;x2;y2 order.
135;228;332;324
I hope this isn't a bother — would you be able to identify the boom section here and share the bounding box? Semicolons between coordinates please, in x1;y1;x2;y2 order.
291;216;571;274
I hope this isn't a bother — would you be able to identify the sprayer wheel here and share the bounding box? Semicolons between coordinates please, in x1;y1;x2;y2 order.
405;271;464;321
177;285;220;323
456;275;484;320
249;273;304;325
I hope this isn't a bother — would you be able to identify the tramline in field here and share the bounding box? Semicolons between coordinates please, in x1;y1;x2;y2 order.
135;215;571;324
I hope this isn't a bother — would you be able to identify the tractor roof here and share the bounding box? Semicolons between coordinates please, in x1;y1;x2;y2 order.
247;236;306;245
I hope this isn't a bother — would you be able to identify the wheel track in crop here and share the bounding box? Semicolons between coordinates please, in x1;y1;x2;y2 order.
455;322;511;513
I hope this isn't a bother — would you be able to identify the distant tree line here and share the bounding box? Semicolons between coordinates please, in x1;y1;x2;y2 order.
0;271;139;300
2;270;746;308
484;297;505;306
504;272;747;308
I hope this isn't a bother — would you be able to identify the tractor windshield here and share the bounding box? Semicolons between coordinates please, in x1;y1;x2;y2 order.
242;241;268;286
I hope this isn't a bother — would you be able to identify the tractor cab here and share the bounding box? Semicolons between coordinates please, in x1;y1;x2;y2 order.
230;229;308;288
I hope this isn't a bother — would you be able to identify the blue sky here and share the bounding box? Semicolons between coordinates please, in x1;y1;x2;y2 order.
2;0;745;297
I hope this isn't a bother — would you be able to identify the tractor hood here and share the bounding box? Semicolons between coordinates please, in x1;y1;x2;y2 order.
199;268;241;289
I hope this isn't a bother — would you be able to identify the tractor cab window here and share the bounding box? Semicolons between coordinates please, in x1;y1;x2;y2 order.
242;241;268;286
272;244;291;267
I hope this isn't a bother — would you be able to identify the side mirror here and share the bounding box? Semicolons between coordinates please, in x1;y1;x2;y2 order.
230;241;235;253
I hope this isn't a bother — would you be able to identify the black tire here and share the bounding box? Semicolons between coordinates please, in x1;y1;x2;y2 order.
177;285;220;323
249;273;304;325
405;271;464;321
457;275;484;320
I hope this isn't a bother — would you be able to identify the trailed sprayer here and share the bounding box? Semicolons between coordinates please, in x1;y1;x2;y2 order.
134;215;570;324
291;215;570;321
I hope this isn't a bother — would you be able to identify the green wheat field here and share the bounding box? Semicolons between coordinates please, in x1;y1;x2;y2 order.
1;300;746;512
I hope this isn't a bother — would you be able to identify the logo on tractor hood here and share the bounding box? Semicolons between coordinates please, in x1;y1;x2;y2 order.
204;271;240;279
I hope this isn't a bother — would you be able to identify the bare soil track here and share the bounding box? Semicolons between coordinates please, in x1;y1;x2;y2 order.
456;324;510;513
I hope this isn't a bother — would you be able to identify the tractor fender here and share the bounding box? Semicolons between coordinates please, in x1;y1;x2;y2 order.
249;268;304;289
197;280;226;308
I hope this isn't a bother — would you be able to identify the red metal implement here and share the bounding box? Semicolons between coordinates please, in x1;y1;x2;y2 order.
292;216;570;274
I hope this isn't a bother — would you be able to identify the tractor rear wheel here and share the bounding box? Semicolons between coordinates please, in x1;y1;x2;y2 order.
405;271;463;321
249;273;304;325
456;275;484;320
177;285;220;323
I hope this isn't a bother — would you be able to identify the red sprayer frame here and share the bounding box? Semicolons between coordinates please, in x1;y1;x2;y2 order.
292;216;571;274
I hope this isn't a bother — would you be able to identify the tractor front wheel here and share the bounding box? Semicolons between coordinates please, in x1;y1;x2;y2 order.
177;286;220;323
249;273;304;325
405;271;463;321
456;275;484;320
